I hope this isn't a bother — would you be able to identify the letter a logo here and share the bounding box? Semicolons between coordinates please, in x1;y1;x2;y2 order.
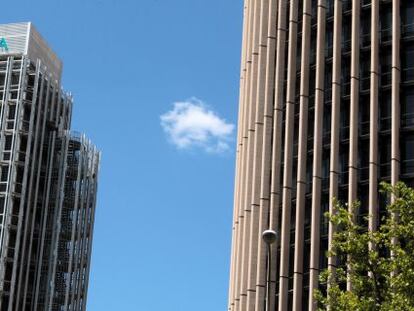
0;38;9;52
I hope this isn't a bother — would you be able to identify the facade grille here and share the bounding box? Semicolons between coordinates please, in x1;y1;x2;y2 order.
0;23;100;311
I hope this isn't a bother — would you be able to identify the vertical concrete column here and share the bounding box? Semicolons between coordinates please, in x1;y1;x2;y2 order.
327;0;342;287
246;0;270;309
390;0;401;259
308;1;327;310
369;0;379;235
239;0;261;309
234;0;255;308
278;0;299;310
292;0;312;309
229;2;250;309
254;0;279;309
347;0;360;291
391;0;400;190
269;0;288;309
348;0;360;207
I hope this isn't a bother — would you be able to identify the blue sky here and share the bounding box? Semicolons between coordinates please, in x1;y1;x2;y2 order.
2;0;242;310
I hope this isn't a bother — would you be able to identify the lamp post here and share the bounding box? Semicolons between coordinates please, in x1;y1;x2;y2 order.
262;229;277;311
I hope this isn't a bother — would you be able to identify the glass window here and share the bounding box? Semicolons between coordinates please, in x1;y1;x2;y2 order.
360;53;371;90
402;1;414;37
403;44;414;69
359;140;370;169
360;95;370;135
1;166;9;182
380;91;391;131
380;3;392;41
401;133;414;175
4;136;12;151
0;74;5;88
402;134;414;161
380;47;392;86
342;16;352;52
340;98;350;134
402;43;414;83
361;11;371;47
402;87;414;128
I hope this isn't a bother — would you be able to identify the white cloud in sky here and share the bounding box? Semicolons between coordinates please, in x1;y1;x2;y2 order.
160;98;235;153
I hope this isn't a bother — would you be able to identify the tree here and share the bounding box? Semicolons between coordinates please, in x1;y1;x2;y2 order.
316;182;414;311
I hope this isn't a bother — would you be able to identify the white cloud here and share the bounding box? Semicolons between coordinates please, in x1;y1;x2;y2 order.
160;98;235;153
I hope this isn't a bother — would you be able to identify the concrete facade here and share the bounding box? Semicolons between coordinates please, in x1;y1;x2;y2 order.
228;1;414;310
0;22;100;311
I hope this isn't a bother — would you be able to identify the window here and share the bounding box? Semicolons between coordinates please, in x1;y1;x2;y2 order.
361;11;371;48
402;87;414;128
401;133;414;175
326;23;334;59
339;144;349;185
402;1;414;37
7;105;16;120
360;53;371;91
1;166;9;182
402;43;414;83
380;91;391;131
342;16;352;52
380;47;392;86
0;74;5;88
10;73;20;86
380;3;392;42
359;140;370;182
379;135;391;178
359;95;370;136
341;57;351;96
4;136;12;151
340;98;350;140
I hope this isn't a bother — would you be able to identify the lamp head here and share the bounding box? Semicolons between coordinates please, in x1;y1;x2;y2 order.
262;229;277;245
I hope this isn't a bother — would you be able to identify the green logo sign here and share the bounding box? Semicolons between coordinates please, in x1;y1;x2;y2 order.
0;38;9;52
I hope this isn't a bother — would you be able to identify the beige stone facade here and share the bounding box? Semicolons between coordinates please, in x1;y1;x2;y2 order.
228;1;414;310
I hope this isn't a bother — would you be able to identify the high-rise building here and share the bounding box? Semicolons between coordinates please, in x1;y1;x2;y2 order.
0;22;100;311
228;1;414;310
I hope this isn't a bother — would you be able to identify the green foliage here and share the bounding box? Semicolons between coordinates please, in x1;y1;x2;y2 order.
316;182;414;311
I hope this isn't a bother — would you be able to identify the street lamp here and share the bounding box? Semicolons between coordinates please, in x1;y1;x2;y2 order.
262;229;277;311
